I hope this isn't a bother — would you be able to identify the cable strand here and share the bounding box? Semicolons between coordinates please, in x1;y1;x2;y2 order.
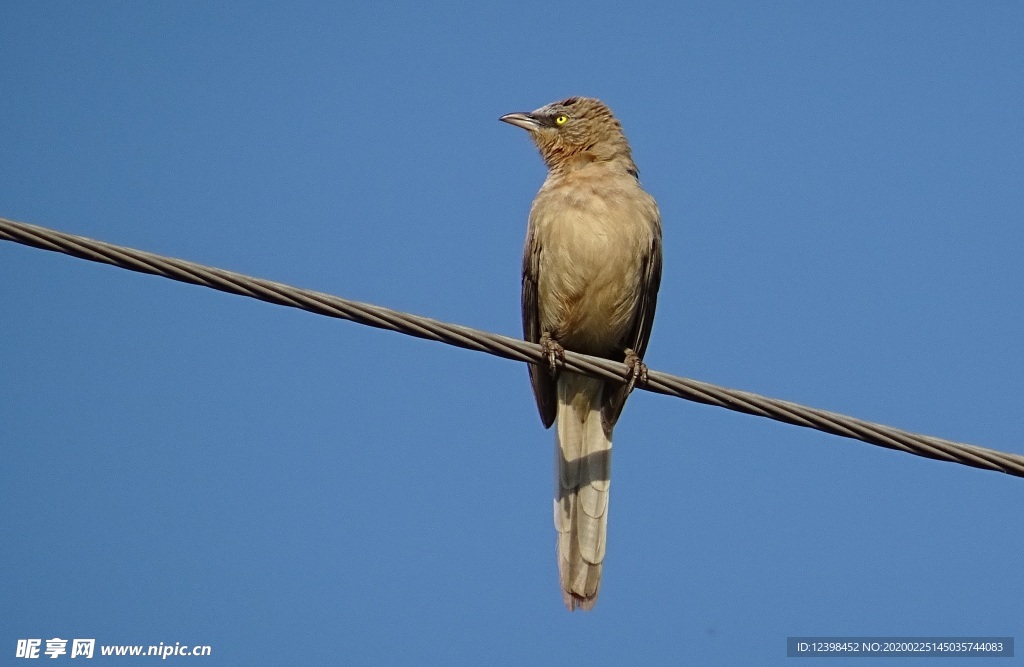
2;216;1022;478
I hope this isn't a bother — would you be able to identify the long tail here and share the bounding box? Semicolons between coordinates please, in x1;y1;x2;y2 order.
554;372;612;611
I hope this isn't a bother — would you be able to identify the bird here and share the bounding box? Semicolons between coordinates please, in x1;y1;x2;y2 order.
500;97;662;611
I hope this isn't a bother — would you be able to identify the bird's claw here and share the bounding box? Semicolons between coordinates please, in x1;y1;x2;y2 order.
539;333;565;378
623;348;648;394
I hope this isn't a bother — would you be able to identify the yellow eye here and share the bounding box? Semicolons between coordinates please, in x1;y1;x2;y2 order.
555;114;568;125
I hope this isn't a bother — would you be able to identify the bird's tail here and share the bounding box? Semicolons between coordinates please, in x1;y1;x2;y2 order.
554;372;612;611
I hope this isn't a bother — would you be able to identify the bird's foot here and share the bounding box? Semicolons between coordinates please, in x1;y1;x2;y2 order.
539;333;565;378
623;348;648;394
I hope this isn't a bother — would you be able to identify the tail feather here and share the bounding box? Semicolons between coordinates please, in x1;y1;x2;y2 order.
554;372;612;611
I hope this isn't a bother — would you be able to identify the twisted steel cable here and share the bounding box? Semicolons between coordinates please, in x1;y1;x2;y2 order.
2;216;1022;478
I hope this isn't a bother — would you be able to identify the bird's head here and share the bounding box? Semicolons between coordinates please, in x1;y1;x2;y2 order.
500;97;635;174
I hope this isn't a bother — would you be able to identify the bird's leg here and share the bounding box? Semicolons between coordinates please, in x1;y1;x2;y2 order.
623;348;648;394
539;332;565;378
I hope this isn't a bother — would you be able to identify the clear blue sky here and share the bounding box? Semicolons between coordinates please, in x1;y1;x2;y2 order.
2;2;1022;664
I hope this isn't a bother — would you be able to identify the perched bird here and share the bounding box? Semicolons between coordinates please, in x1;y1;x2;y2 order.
500;97;662;611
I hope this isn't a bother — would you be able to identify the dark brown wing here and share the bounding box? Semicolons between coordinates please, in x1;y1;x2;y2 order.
602;224;663;427
522;219;557;428
626;229;663;361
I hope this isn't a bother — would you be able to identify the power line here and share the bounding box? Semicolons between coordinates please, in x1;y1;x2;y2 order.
2;216;1022;478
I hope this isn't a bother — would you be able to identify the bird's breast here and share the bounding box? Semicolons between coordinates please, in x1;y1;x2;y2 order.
530;173;656;356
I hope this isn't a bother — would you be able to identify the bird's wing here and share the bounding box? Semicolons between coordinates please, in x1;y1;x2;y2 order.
628;224;663;361
523;217;557;428
602;214;663;427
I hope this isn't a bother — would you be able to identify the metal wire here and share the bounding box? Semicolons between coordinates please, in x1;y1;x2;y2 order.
3;216;1022;478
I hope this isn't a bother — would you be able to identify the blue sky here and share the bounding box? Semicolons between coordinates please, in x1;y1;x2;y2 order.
2;2;1022;664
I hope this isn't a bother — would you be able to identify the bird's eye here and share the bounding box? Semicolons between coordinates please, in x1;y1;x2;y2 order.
555;114;568;126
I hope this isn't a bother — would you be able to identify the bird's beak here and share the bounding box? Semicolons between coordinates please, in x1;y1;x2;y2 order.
500;112;542;132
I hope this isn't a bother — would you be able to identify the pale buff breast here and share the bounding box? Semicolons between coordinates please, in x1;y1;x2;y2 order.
530;168;657;357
